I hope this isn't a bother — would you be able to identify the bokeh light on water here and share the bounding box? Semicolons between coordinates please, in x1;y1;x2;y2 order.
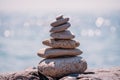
0;0;120;72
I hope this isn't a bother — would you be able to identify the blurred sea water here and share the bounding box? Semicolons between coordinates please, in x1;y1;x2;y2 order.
0;12;120;72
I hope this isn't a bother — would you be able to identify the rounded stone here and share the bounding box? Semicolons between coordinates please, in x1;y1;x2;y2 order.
37;48;82;58
38;56;87;78
50;30;75;39
42;39;80;49
51;18;69;27
50;23;71;33
56;15;63;20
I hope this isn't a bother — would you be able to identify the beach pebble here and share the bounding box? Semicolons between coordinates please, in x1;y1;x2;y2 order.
38;56;87;78
51;18;69;27
42;39;80;48
37;48;82;58
50;23;71;33
50;30;75;39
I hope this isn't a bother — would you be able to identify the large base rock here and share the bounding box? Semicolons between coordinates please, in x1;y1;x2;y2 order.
38;56;87;78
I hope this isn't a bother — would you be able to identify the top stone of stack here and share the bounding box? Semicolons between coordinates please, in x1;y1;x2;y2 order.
50;15;69;27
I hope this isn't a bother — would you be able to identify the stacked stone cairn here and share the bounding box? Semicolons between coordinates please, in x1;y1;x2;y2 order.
37;15;87;78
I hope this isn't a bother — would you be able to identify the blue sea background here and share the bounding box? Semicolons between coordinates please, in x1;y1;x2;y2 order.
0;0;120;72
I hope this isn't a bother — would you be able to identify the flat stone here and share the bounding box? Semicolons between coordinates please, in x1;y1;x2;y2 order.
50;30;75;39
56;15;63;20
38;56;87;78
51;18;69;27
50;23;71;33
42;39;80;49
37;48;82;58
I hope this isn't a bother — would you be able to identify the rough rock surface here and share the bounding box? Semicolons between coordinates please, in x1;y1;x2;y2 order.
50;22;70;33
0;67;53;80
60;67;120;80
50;30;75;39
38;56;87;78
51;18;69;27
42;39;80;49
0;67;120;80
37;48;82;58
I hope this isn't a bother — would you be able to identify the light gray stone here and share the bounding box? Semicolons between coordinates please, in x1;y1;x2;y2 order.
38;56;87;78
51;18;69;27
50;30;75;39
42;39;80;48
37;48;82;58
50;23;70;33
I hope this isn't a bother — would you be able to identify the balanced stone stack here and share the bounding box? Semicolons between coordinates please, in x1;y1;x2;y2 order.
37;15;87;78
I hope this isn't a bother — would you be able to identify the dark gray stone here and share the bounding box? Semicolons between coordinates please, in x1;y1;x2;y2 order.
51;18;69;27
50;23;70;33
